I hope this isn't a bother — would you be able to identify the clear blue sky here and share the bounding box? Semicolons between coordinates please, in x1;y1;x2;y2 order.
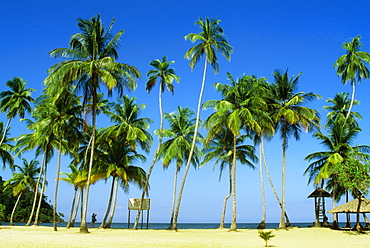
1;1;370;224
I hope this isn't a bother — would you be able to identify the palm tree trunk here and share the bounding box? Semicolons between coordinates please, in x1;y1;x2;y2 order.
134;85;164;230
104;177;119;228
345;190;351;228
168;166;179;229
262;146;290;225
80;87;97;233
0;117;11;146
26;152;44;226
66;187;77;229
34;155;48;226
279;121;287;229
331;185;339;229
356;196;361;232
70;188;81;228
257;136;266;229
230;134;237;231
344;81;356;126
363;213;370;228
53;141;63;231
219;165;232;229
10;192;22;226
173;58;208;230
99;177;115;229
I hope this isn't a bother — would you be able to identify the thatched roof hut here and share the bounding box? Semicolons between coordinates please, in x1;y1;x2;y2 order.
328;198;370;213
307;188;331;198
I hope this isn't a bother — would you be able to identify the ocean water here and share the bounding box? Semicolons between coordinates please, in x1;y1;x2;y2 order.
1;222;330;229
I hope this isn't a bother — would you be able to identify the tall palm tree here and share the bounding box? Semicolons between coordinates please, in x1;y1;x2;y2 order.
305;118;370;227
201;127;256;229
0;77;34;146
245;77;275;229
305;93;367;228
157;106;201;229
38;87;83;231
98;95;151;228
134;56;180;229
334;36;370;124
270;70;321;228
203;73;264;231
45;15;140;233
3;159;40;225
172;18;233;229
13;101;57;226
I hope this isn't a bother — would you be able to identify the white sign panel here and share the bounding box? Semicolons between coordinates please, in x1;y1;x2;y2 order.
128;198;150;210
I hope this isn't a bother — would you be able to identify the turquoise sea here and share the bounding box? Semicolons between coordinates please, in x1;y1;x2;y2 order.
1;222;354;229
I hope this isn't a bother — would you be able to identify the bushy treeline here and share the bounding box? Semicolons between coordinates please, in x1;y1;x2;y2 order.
0;176;63;223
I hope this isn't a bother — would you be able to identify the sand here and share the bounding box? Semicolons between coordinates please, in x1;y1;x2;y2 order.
0;226;369;248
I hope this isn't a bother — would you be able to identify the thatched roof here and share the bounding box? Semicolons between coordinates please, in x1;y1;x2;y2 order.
328;198;370;213
307;188;331;198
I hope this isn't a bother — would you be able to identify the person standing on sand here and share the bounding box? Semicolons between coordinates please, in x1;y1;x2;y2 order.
90;213;97;228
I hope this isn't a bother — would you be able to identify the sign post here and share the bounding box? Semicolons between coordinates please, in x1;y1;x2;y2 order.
127;198;150;229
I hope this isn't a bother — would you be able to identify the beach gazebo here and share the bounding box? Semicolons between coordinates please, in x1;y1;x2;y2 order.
328;198;370;213
308;188;331;227
328;198;370;229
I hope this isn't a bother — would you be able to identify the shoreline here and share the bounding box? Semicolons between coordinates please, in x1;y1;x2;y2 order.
1;226;369;247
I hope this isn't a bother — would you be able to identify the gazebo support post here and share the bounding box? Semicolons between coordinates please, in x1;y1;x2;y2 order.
313;197;320;227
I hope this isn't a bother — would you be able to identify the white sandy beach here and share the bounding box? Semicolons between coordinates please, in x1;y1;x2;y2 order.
0;226;369;248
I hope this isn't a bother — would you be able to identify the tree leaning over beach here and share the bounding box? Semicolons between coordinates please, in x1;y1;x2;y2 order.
134;56;180;229
172;17;233;230
270;70;321;228
44;15;140;233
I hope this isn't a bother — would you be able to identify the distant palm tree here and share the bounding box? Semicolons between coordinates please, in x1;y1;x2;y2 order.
324;92;361;128
270;70;321;228
171;17;233;230
82;93;109;131
202;128;256;229
105;95;152;152
334;36;370;123
0;77;34;146
246;77;275;229
14;103;56;226
3;159;39;225
59;163;84;228
203;73;264;231
45;15;140;233
305;94;368;228
134;56;180;229
97;138;146;228
157;106;201;229
98;95;151;227
39;87;83;231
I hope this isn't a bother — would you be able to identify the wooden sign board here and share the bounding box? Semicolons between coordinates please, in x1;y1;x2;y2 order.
128;198;150;210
